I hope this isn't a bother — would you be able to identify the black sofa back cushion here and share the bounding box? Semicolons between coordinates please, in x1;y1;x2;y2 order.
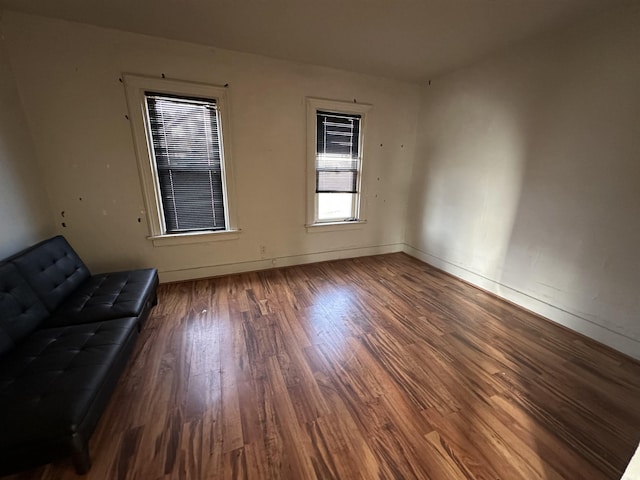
11;236;90;312
0;263;49;357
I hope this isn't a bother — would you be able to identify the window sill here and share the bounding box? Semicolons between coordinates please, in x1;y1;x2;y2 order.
305;220;366;233
148;229;240;247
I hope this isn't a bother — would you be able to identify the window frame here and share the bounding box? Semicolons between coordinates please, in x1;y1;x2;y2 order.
124;74;239;246
306;97;371;229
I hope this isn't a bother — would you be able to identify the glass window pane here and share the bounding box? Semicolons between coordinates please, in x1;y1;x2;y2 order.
318;193;354;221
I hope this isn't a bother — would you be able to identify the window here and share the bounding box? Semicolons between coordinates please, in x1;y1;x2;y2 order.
124;75;238;245
306;98;371;227
146;94;226;233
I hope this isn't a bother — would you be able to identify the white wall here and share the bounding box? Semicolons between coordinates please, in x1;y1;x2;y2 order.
406;4;640;359
1;12;419;281
2;7;637;358
0;35;55;258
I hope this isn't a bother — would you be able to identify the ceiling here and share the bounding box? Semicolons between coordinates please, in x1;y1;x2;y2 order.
0;0;621;82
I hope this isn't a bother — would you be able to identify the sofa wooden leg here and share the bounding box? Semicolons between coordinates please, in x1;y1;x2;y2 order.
70;434;92;474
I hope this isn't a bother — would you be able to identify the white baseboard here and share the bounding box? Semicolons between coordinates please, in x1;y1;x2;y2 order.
159;243;404;283
403;244;640;361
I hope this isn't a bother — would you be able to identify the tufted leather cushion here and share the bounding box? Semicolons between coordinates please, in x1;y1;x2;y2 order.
46;269;159;327
0;264;49;357
11;236;90;312
0;318;138;447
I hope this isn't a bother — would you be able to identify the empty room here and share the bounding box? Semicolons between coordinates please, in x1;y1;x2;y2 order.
0;0;638;479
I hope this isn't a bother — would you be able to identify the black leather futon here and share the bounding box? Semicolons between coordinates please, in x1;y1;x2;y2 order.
0;236;158;475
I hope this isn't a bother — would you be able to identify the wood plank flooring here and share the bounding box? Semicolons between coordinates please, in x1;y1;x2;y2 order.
6;253;640;479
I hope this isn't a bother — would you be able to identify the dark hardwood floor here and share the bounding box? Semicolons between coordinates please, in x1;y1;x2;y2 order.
7;253;640;479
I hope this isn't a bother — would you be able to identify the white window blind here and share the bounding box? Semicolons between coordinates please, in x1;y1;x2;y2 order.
316;111;361;194
146;93;227;233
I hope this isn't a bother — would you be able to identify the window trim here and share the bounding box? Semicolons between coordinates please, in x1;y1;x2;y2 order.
123;74;239;245
306;97;371;228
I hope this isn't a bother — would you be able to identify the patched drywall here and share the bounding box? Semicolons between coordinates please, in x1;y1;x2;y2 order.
406;4;640;358
0;37;54;258
1;12;419;279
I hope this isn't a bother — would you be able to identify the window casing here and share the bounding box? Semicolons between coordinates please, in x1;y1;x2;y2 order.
124;75;238;245
306;98;371;227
